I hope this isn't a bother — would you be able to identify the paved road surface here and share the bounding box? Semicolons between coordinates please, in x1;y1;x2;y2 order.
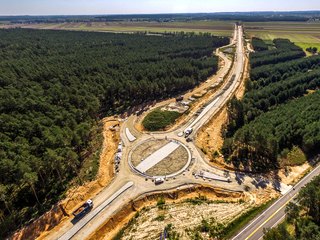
57;182;134;240
232;164;320;240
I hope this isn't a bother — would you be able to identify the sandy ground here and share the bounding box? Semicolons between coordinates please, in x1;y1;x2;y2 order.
278;163;311;185
122;200;250;240
12;117;119;240
245;186;280;206
88;186;245;240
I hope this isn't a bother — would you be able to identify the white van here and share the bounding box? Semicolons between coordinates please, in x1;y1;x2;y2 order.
155;178;164;185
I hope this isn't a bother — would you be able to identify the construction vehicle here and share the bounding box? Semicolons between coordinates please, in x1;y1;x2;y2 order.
72;199;93;218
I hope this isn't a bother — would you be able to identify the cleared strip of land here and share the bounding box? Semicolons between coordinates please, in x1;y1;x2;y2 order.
58;182;134;240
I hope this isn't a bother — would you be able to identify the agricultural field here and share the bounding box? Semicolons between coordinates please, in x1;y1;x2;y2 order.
245;21;320;53
0;20;234;36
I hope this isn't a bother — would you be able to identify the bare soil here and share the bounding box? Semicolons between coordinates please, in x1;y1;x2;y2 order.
245;186;280;205
122;201;249;240
12;117;119;240
88;186;244;240
195;53;249;170
278;163;311;185
131;139;189;176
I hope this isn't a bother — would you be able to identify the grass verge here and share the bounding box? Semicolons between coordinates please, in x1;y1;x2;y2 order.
221;199;275;239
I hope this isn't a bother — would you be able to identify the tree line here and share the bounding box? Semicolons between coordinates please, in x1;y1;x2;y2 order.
250;39;305;68
250;55;320;89
225;56;320;138
0;28;228;237
222;91;320;171
222;38;320;171
251;37;268;51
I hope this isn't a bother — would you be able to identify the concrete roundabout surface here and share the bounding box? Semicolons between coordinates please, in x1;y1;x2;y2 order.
128;138;192;179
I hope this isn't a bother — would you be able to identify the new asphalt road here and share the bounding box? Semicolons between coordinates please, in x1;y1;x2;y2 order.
232;163;320;240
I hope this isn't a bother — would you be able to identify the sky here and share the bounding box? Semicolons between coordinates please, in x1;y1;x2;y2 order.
0;0;319;16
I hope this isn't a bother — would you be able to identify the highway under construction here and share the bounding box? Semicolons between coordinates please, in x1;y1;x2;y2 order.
45;24;318;240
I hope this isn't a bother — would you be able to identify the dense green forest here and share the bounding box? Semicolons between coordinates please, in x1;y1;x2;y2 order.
0;28;228;237
263;175;320;240
223;91;320;171
251;37;268;51
222;38;320;171
250;39;305;68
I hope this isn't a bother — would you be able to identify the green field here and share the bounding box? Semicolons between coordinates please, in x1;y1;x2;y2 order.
2;20;234;36
245;21;320;53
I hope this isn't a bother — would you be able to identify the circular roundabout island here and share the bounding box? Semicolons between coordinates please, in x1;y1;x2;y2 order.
129;138;191;178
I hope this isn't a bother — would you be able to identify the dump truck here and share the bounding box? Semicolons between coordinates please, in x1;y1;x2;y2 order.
72;199;93;218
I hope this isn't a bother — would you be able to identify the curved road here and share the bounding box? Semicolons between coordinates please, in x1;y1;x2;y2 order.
50;24;273;240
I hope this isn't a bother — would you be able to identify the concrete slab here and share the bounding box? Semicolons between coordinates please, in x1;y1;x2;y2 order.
136;141;180;173
125;128;136;142
280;183;292;195
196;171;230;182
188;97;220;129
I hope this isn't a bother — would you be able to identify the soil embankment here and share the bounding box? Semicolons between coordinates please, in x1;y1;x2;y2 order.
195;49;249;170
89;185;244;240
11;117;119;240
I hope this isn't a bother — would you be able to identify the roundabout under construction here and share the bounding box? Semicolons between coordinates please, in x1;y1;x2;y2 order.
129;138;192;178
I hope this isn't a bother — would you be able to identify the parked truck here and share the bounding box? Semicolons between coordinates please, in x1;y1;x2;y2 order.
72;199;93;218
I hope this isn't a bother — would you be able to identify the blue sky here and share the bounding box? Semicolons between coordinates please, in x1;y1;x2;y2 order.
0;0;319;15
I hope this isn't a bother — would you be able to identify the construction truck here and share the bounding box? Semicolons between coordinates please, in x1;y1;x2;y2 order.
72;199;93;218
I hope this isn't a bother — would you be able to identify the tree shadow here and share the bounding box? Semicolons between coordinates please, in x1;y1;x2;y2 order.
251;175;269;189
271;171;282;192
235;171;245;185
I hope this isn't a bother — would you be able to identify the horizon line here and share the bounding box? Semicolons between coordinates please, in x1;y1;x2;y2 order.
1;10;320;17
